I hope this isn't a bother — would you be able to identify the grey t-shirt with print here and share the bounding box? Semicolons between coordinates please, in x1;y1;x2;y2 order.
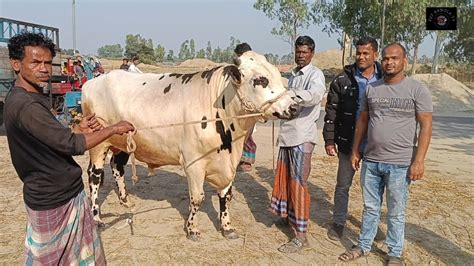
362;77;433;165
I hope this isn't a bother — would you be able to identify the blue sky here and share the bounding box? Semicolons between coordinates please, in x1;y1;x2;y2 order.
1;0;435;57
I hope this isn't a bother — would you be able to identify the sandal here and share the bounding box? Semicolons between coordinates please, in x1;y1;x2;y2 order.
278;237;308;253
339;245;368;262
387;256;403;266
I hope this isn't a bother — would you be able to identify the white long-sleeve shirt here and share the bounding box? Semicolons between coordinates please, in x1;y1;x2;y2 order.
128;63;143;73
278;63;326;147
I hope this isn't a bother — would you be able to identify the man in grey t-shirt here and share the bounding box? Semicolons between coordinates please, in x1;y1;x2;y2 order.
339;43;432;265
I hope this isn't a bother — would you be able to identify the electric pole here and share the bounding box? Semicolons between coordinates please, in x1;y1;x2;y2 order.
72;0;76;55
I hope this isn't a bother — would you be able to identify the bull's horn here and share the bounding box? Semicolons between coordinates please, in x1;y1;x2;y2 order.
233;57;241;66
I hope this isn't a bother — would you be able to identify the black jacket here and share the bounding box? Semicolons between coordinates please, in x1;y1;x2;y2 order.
322;63;382;154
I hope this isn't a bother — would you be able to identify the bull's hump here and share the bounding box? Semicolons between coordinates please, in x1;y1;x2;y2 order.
200;65;223;84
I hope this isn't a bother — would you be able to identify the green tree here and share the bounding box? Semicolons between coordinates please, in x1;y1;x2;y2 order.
206;41;213;60
212;47;223;62
314;0;382;65
166;49;175;62
124;34;156;64
196;49;206;58
221;37;241;63
155;44;166;62
189;39;196;59
178;40;190;61
387;0;432;74
264;53;280;64
63;48;79;56
97;44;123;59
445;4;473;64
315;0;437;74
254;0;313;53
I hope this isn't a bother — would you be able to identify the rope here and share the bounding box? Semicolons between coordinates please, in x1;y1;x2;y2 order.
125;125;138;184
124;112;264;184
102;89;288;184
272;120;275;175
137;113;264;130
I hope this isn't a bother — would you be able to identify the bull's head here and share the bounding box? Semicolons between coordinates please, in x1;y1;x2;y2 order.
226;51;299;120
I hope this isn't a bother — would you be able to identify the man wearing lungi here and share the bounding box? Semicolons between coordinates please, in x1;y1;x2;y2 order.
270;35;326;253
4;32;134;265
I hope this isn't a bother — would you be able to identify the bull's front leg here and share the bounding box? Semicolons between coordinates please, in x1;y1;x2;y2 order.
110;151;134;207
185;168;206;241
218;183;239;239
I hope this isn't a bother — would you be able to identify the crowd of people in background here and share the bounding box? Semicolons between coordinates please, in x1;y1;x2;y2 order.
61;56;104;89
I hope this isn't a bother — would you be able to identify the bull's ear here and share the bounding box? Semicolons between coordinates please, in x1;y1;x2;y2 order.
223;65;241;85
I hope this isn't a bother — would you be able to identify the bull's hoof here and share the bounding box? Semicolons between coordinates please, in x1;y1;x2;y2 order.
94;218;106;228
222;229;239;240
186;231;201;241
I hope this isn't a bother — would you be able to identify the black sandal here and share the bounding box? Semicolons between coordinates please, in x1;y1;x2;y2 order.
339;245;368;262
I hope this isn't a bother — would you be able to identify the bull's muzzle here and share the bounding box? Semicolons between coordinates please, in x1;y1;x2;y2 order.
273;103;302;120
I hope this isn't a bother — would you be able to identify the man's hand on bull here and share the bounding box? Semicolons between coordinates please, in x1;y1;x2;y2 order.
287;90;303;104
73;113;103;134
111;121;135;135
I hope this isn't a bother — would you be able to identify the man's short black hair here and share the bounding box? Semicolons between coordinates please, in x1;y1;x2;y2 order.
8;31;56;60
132;56;139;61
234;43;252;56
382;43;407;57
355;36;379;52
295;35;315;52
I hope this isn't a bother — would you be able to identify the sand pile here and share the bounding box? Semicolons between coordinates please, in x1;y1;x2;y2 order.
179;58;217;68
413;73;474;114
313;49;349;70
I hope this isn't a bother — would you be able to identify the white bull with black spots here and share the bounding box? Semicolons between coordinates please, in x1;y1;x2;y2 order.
81;51;299;240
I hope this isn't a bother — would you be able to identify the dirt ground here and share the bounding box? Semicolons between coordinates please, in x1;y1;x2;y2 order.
0;111;473;264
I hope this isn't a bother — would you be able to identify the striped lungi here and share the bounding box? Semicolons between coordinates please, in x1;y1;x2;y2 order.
24;190;105;265
240;127;257;165
270;142;314;233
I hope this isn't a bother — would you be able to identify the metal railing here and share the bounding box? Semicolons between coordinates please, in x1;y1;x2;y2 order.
0;17;59;48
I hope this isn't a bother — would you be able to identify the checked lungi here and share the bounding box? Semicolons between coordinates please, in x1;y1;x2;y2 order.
240;127;257;165
270;142;314;233
24;190;105;265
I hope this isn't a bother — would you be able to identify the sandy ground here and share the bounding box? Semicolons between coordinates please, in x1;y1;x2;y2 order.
0;111;473;264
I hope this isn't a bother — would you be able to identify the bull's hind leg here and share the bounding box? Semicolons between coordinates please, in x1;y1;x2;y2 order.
87;142;109;225
218;183;239;239
110;151;134;207
185;167;206;241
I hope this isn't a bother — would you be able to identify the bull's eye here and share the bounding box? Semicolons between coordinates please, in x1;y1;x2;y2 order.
253;77;269;88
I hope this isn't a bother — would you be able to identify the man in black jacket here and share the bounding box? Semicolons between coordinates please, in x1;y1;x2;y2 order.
323;37;383;240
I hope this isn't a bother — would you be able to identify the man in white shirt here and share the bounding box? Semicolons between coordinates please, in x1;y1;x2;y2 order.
128;56;143;73
270;35;326;253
